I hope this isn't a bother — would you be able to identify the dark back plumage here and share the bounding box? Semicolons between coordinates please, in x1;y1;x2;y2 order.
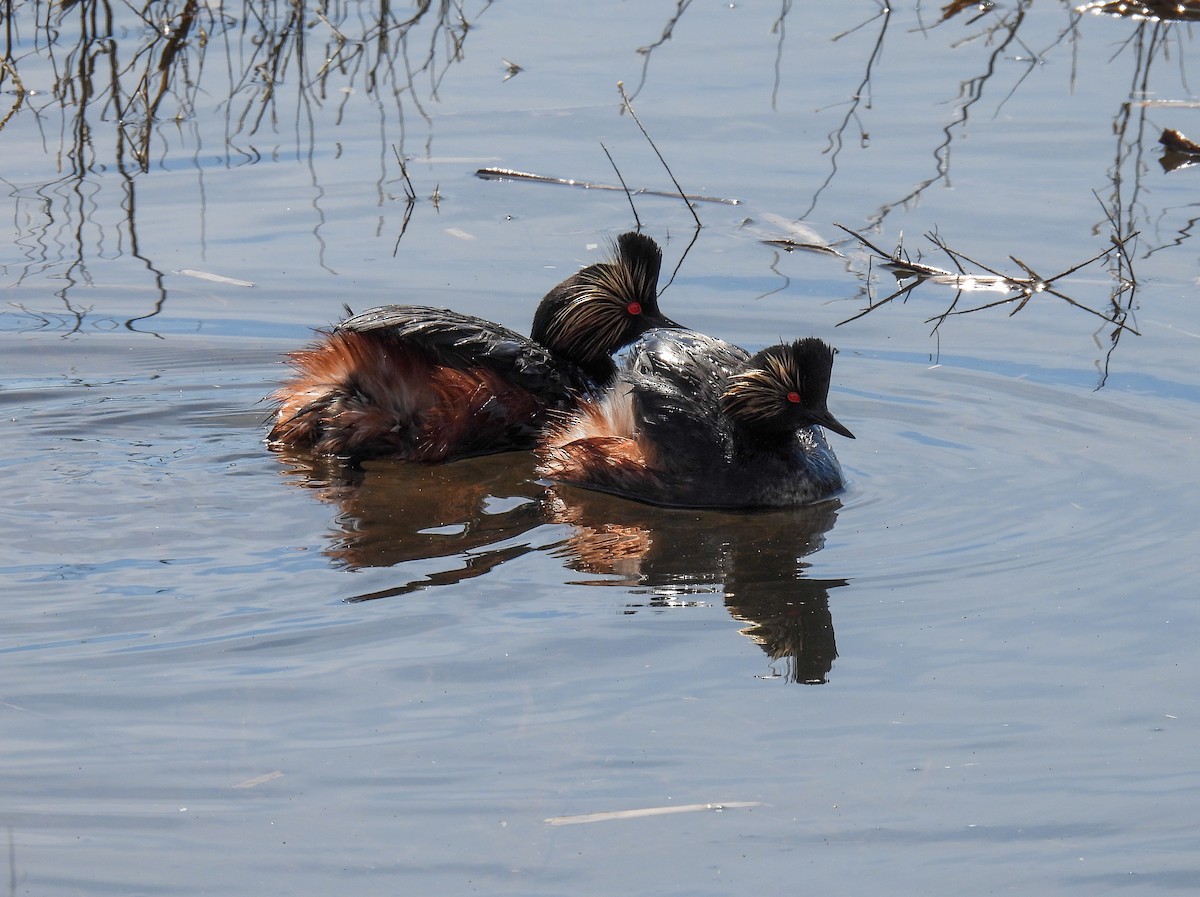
538;330;854;508
268;232;678;462
335;305;579;398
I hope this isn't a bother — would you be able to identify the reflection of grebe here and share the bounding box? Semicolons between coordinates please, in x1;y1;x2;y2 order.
546;484;846;683
273;450;549;580
538;330;854;508
267;232;677;461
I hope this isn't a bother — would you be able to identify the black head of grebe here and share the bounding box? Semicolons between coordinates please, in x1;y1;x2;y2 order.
530;231;680;382
721;339;854;441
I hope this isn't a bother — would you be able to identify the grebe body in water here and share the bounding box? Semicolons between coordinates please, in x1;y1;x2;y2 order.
268;232;674;461
538;330;854;508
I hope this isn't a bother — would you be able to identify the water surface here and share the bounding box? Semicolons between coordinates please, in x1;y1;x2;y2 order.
2;3;1198;894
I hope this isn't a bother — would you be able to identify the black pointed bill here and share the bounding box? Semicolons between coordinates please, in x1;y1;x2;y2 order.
814;408;855;439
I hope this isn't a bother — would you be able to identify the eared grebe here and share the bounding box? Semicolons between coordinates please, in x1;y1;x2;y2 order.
268;232;676;461
537;330;854;508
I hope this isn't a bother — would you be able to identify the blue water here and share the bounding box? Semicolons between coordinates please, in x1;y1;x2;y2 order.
2;3;1199;894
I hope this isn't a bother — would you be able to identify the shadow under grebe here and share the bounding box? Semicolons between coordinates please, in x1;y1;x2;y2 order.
545;484;848;684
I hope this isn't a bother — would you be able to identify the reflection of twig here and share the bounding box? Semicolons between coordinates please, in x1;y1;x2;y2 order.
3;0;485;317
627;0;694;101
867;3;1069;231
754;250;792;302
393;146;418;202
1090;21;1172;385
120;171;168;335
769;0;793;112
799;2;891;220
836;224;1140;339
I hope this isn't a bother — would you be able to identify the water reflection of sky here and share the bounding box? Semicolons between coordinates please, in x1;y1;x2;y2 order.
2;3;1200;895
2;3;1197;345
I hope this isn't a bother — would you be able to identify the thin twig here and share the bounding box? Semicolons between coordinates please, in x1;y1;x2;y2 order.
838;225;1141;335
832;222;893;260
837;278;923;326
392;145;417;201
600;141;641;230
617;81;704;229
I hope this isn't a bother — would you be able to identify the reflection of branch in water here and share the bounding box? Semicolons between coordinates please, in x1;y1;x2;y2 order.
626;0;694;101
2;1;486;320
227;1;486;143
3;302;93;336
0;57;26;131
1094;20;1196;384
755;249;792;302
119;170;168;334
1103;22;1156;262
836;224;1139;343
390;146;419;253
1101;22;1200;261
799;2;892;221
769;0;793;112
865;4;1091;232
869;5;1034;229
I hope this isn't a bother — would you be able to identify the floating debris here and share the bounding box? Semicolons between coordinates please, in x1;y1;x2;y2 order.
1075;1;1200;22
1159;127;1200;154
476;167;739;205
940;0;997;23
176;269;255;287
545;801;762;826
1160;127;1200;171
231;771;284;789
835;224;1139;336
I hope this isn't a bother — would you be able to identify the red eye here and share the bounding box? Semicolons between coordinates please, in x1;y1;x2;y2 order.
627;301;642;316
787;391;801;404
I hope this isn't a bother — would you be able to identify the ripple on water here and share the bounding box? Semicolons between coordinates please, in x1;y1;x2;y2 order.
825;354;1192;593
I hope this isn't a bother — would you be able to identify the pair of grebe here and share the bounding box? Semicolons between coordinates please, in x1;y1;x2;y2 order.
268;232;854;508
